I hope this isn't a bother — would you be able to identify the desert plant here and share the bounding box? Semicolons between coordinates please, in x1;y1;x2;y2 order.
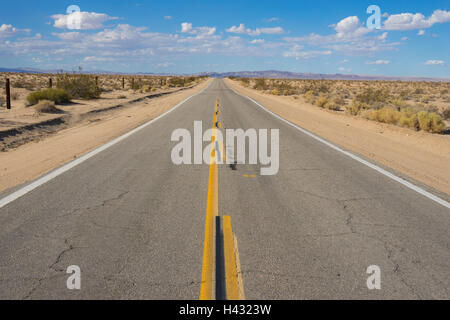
442;108;450;120
254;78;267;90
56;72;100;99
369;107;400;124
417;111;446;133
399;108;419;130
27;88;72;105
304;90;316;104
316;96;330;108
346;100;369;115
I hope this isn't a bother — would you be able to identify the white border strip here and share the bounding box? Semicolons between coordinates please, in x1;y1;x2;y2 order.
0;80;213;209
227;82;450;209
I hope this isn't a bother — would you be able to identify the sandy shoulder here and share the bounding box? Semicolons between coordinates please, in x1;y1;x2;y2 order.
0;79;211;193
226;78;450;196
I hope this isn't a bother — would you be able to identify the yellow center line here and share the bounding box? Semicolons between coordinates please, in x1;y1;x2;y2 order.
199;99;220;300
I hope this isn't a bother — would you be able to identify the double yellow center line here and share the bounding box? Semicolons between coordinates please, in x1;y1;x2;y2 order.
199;99;244;300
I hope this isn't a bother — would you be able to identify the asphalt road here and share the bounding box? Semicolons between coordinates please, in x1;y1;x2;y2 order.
0;79;449;299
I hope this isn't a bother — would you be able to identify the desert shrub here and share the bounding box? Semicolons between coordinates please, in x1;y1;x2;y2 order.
346;100;369;115
355;88;390;107
304;90;316;104
240;78;250;86
118;95;127;99
440;89;449;95
442;108;450;120
253;78;267;90
0;96;4;107
168;77;185;87
369;107;400;124
27;88;72;105
399;108;419;130
56;72;100;99
417;111;446;133
333;96;346;106
414;88;424;95
315;96;329;108
34;100;62;113
271;88;280;95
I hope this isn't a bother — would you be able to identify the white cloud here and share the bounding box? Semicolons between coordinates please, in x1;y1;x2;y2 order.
52;11;118;30
334;16;370;39
250;39;265;44
284;16;398;56
0;24;19;39
417;29;425;36
383;9;450;30
84;56;114;62
425;60;445;66
378;32;388;40
164;16;172;20
401;36;408;41
226;24;284;36
181;22;216;36
366;60;390;65
266;17;279;22
283;45;332;60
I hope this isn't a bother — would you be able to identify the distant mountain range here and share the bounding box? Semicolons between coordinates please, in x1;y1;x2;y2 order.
197;70;450;82
1;67;448;82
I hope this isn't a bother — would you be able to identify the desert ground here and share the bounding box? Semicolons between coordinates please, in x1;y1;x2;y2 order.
226;77;450;196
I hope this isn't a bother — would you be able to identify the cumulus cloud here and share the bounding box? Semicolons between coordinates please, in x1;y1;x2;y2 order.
334;16;370;38
52;11;118;30
417;29;425;36
284;16;397;56
226;24;284;36
425;60;445;66
366;60;390;65
181;22;216;36
0;24;19;39
383;9;450;30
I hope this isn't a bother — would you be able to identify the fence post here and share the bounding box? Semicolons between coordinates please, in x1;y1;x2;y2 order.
6;78;11;109
122;77;125;89
49;78;53;88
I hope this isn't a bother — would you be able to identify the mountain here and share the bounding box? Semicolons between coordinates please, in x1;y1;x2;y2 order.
1;67;448;82
196;70;450;82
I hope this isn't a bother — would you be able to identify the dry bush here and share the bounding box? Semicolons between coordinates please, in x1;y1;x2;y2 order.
346;100;369;115
369;107;400;124
56;72;100;99
34;100;62;113
0;96;5;107
315;96;329;108
442;108;450;120
27;88;72;105
417;111;446;133
399;108;419;130
304;90;316;104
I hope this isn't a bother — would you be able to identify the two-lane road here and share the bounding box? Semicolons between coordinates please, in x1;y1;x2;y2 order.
0;79;449;299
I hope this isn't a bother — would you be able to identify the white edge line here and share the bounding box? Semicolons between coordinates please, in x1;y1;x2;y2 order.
226;82;450;209
0;80;214;209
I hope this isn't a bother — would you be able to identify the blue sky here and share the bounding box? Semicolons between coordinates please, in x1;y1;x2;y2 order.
0;0;449;77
